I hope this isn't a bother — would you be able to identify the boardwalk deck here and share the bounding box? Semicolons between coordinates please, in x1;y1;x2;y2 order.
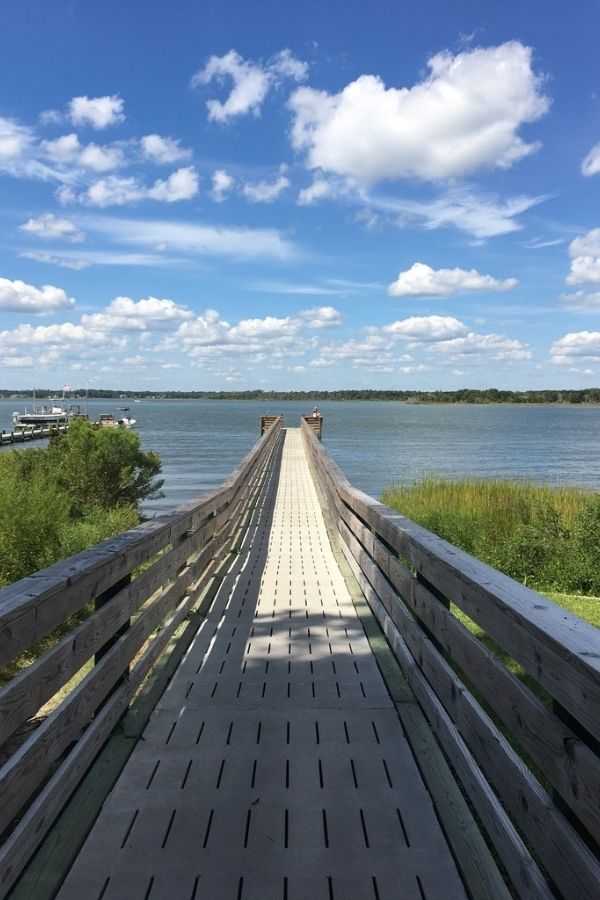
57;429;467;900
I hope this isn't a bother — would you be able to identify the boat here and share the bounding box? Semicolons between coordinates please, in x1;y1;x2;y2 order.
97;413;136;429
12;402;81;428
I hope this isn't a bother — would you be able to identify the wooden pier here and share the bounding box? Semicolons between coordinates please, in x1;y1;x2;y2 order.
0;424;69;445
1;417;599;899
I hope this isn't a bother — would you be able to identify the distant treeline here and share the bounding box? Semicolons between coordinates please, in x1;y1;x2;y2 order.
2;387;600;404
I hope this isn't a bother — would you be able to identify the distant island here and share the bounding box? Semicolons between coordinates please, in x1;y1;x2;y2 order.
2;388;599;404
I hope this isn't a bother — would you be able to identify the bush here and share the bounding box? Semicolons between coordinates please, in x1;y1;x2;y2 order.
381;478;600;595
0;420;163;587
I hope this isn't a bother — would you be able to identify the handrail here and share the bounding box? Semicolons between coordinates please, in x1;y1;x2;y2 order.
301;417;600;900
0;417;283;898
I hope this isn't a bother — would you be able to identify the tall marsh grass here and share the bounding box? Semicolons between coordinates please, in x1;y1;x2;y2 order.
381;478;600;595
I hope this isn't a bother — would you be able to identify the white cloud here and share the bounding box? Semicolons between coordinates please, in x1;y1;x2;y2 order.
551;331;600;363
192;48;308;122
82;215;297;260
20;248;183;269
211;169;235;202
383;315;468;341
20;213;84;242
388;262;517;296
297;177;336;205
567;228;600;285
242;175;289;202
81;296;194;332
0;277;75;313
69;95;125;129
369;187;544;239
0;322;121;353
560;290;600;310
0;117;34;161
41;133;81;163
298;306;342;328
289;41;548;184
140;134;192;164
147;166;199;202
41;133;123;172
68;166;200;206
254;280;347;296
39;109;63;126
0;117;57;180
79;143;124;172
432;332;532;360
582;142;600;177
162;305;333;365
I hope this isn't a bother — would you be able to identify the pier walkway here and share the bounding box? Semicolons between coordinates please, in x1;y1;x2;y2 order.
2;417;600;900
57;429;466;899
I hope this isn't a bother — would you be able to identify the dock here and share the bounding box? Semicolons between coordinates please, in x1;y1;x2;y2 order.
0;424;69;445
1;418;599;899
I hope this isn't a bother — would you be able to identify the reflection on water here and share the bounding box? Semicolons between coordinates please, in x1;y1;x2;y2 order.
1;398;599;514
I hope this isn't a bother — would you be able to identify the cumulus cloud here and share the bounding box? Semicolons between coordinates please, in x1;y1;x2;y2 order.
297;177;337;206
41;133;124;172
289;41;548;184
0;277;75;313
69;95;125;129
162;305;338;364
81;296;194;331
388;262;518;296
551;331;600;363
140;134;192;164
566;228;600;285
582;142;600;177
383;315;469;341
242;175;289;202
65;166;200;206
192;48;308;122
20;213;84;242
298;306;342;328
211;169;235;202
0;322;121;354
431;332;531;360
41;133;81;163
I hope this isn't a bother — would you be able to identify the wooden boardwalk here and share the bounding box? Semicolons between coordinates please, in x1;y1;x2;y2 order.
57;429;467;900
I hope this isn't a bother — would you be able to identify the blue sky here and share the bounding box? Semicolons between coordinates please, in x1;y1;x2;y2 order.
1;0;600;391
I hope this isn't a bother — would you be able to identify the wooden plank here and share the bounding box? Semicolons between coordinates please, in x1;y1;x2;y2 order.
334;492;600;845
0;683;130;900
0;546;214;833
0;426;283;834
337;530;553;900
308;459;513;900
302;423;600;747
0;421;282;671
0;510;223;747
338;517;600;899
8;563;229;900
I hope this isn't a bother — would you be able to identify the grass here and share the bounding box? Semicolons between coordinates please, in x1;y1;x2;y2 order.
381;477;600;598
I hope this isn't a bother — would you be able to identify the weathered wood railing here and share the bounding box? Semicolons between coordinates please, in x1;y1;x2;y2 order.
301;417;600;900
0;417;283;898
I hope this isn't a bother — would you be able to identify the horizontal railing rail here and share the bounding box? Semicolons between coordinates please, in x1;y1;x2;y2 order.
0;417;283;898
301;417;600;900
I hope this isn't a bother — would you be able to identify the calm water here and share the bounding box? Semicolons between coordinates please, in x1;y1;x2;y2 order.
1;398;599;514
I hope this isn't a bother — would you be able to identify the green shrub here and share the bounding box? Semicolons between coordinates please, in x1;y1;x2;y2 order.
381;478;599;595
0;421;163;587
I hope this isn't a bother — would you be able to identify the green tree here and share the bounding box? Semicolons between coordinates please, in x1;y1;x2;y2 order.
47;419;163;516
